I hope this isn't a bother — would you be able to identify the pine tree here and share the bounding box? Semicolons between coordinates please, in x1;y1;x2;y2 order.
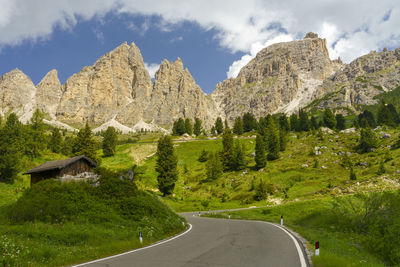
210;126;216;136
215;117;224;134
278;115;290;132
184;118;193;135
233;117;244;135
298;109;310;131
155;135;178;196
172;118;186;135
336;114;346;130
377;101;395;126
198;149;208;162
61;136;73;156
323;109;336;129
279;128;287;151
72;122;100;164
358;110;376;128
206;152;223;180
310;116;319;130
49;128;62;153
265;119;280;160
193;118;202;136
357;126;378;153
243;112;257;132
377;161;386;175
221;127;234;171
232;140;245;171
26;109;46;158
102;126;118;157
254;179;267;201
387;104;399;124
350;167;357;180
0;113;23;183
255;134;266;169
289;114;299;132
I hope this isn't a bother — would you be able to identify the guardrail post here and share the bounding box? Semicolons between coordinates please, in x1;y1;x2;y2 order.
281;215;283;226
315;241;319;256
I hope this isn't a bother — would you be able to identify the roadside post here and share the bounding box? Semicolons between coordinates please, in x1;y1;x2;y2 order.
315;241;319;256
181;218;185;226
139;231;143;244
228;214;231;219
281;215;283;226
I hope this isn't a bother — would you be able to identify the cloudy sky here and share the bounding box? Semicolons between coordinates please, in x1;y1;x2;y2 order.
0;0;399;93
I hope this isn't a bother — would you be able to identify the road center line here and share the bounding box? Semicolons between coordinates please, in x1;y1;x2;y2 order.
72;224;193;267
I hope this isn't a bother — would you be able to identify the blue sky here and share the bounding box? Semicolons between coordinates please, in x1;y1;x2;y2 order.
0;1;399;94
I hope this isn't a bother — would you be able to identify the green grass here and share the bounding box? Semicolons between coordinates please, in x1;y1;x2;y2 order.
204;197;385;267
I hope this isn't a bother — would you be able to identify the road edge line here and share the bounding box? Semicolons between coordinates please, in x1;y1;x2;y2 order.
71;223;193;267
263;222;308;267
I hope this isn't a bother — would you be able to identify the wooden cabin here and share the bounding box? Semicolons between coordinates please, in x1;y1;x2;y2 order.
24;155;97;186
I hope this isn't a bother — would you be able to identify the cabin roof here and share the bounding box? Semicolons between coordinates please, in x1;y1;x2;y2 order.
23;155;97;175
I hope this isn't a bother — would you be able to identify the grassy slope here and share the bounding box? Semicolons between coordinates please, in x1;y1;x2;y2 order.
134;129;400;212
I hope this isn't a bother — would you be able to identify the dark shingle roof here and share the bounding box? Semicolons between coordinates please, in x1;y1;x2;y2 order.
23;155;97;175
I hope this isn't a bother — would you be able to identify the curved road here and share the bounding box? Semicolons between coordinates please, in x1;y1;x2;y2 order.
75;213;308;267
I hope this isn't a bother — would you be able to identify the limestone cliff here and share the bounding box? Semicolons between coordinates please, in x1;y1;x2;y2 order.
35;69;62;119
0;68;36;122
143;58;210;126
211;33;343;122
56;42;152;126
310;48;400;112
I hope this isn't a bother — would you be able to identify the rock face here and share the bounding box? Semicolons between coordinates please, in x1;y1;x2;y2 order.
311;48;400;111
211;33;343;122
35;69;62;119
0;68;36;122
57;42;152;126
142;58;210;126
1;35;400;129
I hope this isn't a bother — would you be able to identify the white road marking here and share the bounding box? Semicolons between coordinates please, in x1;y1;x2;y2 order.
72;224;193;267
264;222;308;267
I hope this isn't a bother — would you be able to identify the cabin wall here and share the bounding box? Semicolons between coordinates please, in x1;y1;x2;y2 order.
30;169;60;186
59;160;93;176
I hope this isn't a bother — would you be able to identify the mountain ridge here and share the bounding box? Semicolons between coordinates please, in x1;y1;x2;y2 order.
1;33;399;131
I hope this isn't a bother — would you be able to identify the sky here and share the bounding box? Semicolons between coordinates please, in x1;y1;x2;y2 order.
0;1;399;94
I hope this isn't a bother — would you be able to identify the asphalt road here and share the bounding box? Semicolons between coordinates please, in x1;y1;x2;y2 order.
75;213;308;267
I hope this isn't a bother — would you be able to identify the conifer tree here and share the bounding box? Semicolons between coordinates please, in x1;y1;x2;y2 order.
278;114;290;132
215;117;224;134
336;114;346;130
310;116;319;130
323;109;336;129
0;113;23;183
172;118;186;135
232;140;245;171
357;126;378;153
243;112;257;132
358;110;376;128
184;118;193;135
49;128;62;153
387;104;399;124
206;152;223;180
102;126;118;157
233;117;244;135
155;135;178;196
265;119;280;160
210;126;217;136
377;101;394;126
255;134;266;169
298;109;310;131
27;109;46;158
193;117;202;136
198;149;208;162
72;122;100;164
279;128;287;151
289;114;299;132
350;167;357;180
221;127;234;171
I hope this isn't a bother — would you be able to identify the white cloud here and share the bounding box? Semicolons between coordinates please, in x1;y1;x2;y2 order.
1;0;400;78
144;62;160;79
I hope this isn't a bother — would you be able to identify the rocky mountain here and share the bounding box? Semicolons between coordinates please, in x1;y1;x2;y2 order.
211;33;343;122
1;33;399;131
310;47;400;112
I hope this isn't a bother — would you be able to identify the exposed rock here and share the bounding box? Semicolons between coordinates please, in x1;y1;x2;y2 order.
340;128;356;134
304;32;319;39
144;58;211;126
0;68;36;123
36;69;62;119
211;36;341;122
57;42;152;126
